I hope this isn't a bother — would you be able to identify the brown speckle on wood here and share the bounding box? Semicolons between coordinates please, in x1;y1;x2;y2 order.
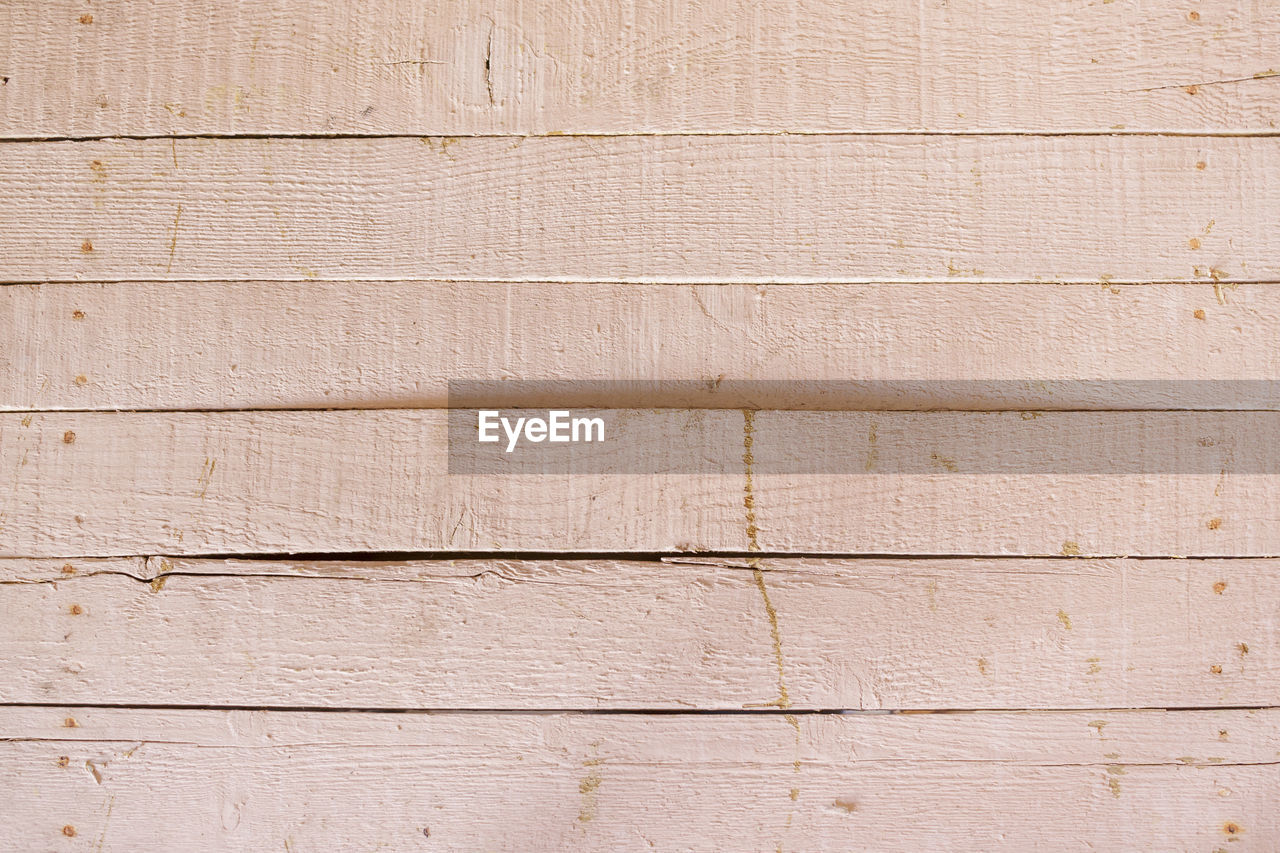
1188;10;1200;21
74;374;88;385
62;825;76;837
1223;821;1242;837
1194;309;1206;319
1210;664;1223;674
72;309;85;320
56;756;69;767
69;604;83;615
1214;581;1227;594
78;13;93;24
80;239;93;253
63;430;76;444
61;563;75;575
63;717;78;728
1207;517;1222;530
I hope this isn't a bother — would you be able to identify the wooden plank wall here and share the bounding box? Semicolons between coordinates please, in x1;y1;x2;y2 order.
2;1;1278;849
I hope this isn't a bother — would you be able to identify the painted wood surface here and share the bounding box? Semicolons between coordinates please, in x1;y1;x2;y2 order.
2;556;1275;710
2;0;1278;136
5;701;1274;850
4;707;1275;851
5;281;1280;412
3;409;1278;557
1;136;1273;283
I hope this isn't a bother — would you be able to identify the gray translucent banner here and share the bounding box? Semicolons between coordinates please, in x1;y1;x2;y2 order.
447;380;1280;474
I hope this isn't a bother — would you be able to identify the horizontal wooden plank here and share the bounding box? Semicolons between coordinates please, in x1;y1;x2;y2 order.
2;0;1278;135
6;281;1280;411
2;556;1276;710
4;707;1275;851
0;136;1273;283
3;410;1279;557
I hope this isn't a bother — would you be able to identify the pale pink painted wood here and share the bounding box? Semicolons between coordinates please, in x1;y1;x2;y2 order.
0;136;1270;283
3;410;1277;557
4;707;1273;851
1;556;1274;710
4;281;1278;411
2;0;1277;135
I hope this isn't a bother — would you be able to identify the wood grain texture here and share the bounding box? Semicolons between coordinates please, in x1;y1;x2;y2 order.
5;281;1280;411
2;0;1278;135
1;136;1274;283
2;556;1276;710
3;409;1278;557
4;707;1276;851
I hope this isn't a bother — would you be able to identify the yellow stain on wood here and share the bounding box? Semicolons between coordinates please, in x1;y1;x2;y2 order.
578;750;602;824
742;410;790;711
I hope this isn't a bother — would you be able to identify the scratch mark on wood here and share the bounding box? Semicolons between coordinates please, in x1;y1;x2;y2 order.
165;204;183;274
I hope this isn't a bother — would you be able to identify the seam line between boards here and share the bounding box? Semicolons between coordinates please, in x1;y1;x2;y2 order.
2;703;1276;715
2;130;1280;142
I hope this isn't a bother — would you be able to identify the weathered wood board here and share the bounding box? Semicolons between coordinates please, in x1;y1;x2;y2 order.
1;136;1273;283
5;0;1279;847
5;281;1280;411
1;557;1275;710
2;0;1278;136
4;707;1274;851
3;410;1278;557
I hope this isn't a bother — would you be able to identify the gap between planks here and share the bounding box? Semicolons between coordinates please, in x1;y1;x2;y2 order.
3;131;1280;142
